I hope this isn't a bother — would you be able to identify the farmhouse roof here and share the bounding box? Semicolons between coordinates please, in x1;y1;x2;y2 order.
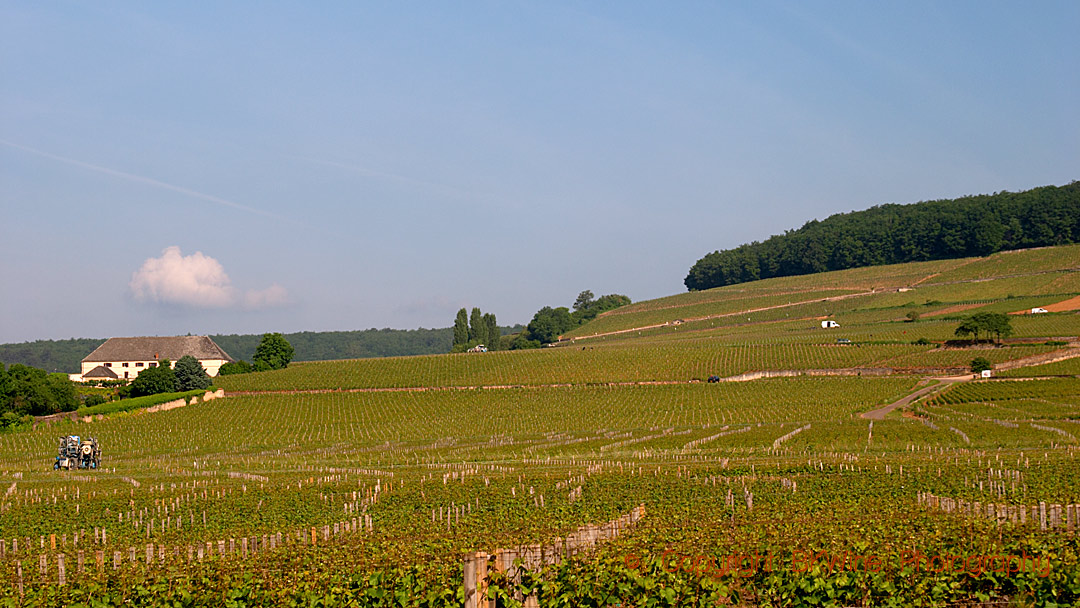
82;365;119;379
83;336;234;363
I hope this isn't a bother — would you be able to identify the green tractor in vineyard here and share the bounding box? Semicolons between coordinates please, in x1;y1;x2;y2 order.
54;435;101;470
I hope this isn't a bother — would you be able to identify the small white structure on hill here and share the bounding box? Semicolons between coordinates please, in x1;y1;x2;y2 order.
1031;307;1048;314
467;344;488;353
71;336;234;382
821;320;840;328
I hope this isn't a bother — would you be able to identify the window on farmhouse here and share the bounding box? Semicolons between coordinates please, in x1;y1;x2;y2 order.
105;363;112;367
136;362;144;367
123;362;129;367
149;362;157;367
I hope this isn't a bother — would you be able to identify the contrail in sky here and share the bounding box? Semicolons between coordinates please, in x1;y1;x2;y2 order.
0;138;281;219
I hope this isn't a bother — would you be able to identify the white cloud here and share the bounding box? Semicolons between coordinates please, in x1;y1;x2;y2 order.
130;246;288;309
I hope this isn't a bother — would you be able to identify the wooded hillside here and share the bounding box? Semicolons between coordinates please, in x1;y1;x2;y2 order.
685;182;1080;291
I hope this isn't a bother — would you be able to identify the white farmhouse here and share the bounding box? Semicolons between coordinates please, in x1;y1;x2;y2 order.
820;320;840;328
71;336;234;382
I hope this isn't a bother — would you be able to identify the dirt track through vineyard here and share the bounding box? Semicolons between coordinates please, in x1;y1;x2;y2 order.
558;290;877;342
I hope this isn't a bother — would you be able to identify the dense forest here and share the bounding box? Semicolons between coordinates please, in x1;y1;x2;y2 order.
0;339;106;374
685;181;1080;291
0;326;524;373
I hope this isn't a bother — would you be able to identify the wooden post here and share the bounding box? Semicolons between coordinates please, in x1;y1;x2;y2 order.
477;551;489;608
463;551;491;608
146;544;154;565
77;550;85;574
463;552;478;608
39;554;47;582
95;550;104;572
58;553;66;586
524;546;539;608
311;527;317;546
113;551;121;571
497;548;522;602
16;561;23;598
1040;502;1047;531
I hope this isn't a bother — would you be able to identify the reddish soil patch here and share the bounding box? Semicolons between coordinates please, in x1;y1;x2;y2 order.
922;303;987;318
1042;295;1080;312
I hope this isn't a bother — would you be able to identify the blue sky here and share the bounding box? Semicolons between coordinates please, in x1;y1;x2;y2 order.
2;1;1077;343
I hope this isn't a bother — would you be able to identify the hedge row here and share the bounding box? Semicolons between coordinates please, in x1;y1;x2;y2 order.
76;388;213;417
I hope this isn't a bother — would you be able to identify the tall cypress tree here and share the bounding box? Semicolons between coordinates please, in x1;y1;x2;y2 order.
483;313;499;351
453;309;469;346
468;308;483;343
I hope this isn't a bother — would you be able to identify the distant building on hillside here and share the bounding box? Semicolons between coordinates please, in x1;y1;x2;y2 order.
71;336;234;382
821;320;840;328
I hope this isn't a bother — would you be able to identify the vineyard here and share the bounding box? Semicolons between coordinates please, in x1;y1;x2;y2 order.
4;248;1080;606
564;245;1080;341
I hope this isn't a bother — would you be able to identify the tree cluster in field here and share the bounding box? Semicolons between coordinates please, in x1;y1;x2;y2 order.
0;362;78;428
970;357;993;373
218;333;295;375
954;312;1013;343
451;308;502;353
128;355;213;397
685;181;1080;291
511;291;632;348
